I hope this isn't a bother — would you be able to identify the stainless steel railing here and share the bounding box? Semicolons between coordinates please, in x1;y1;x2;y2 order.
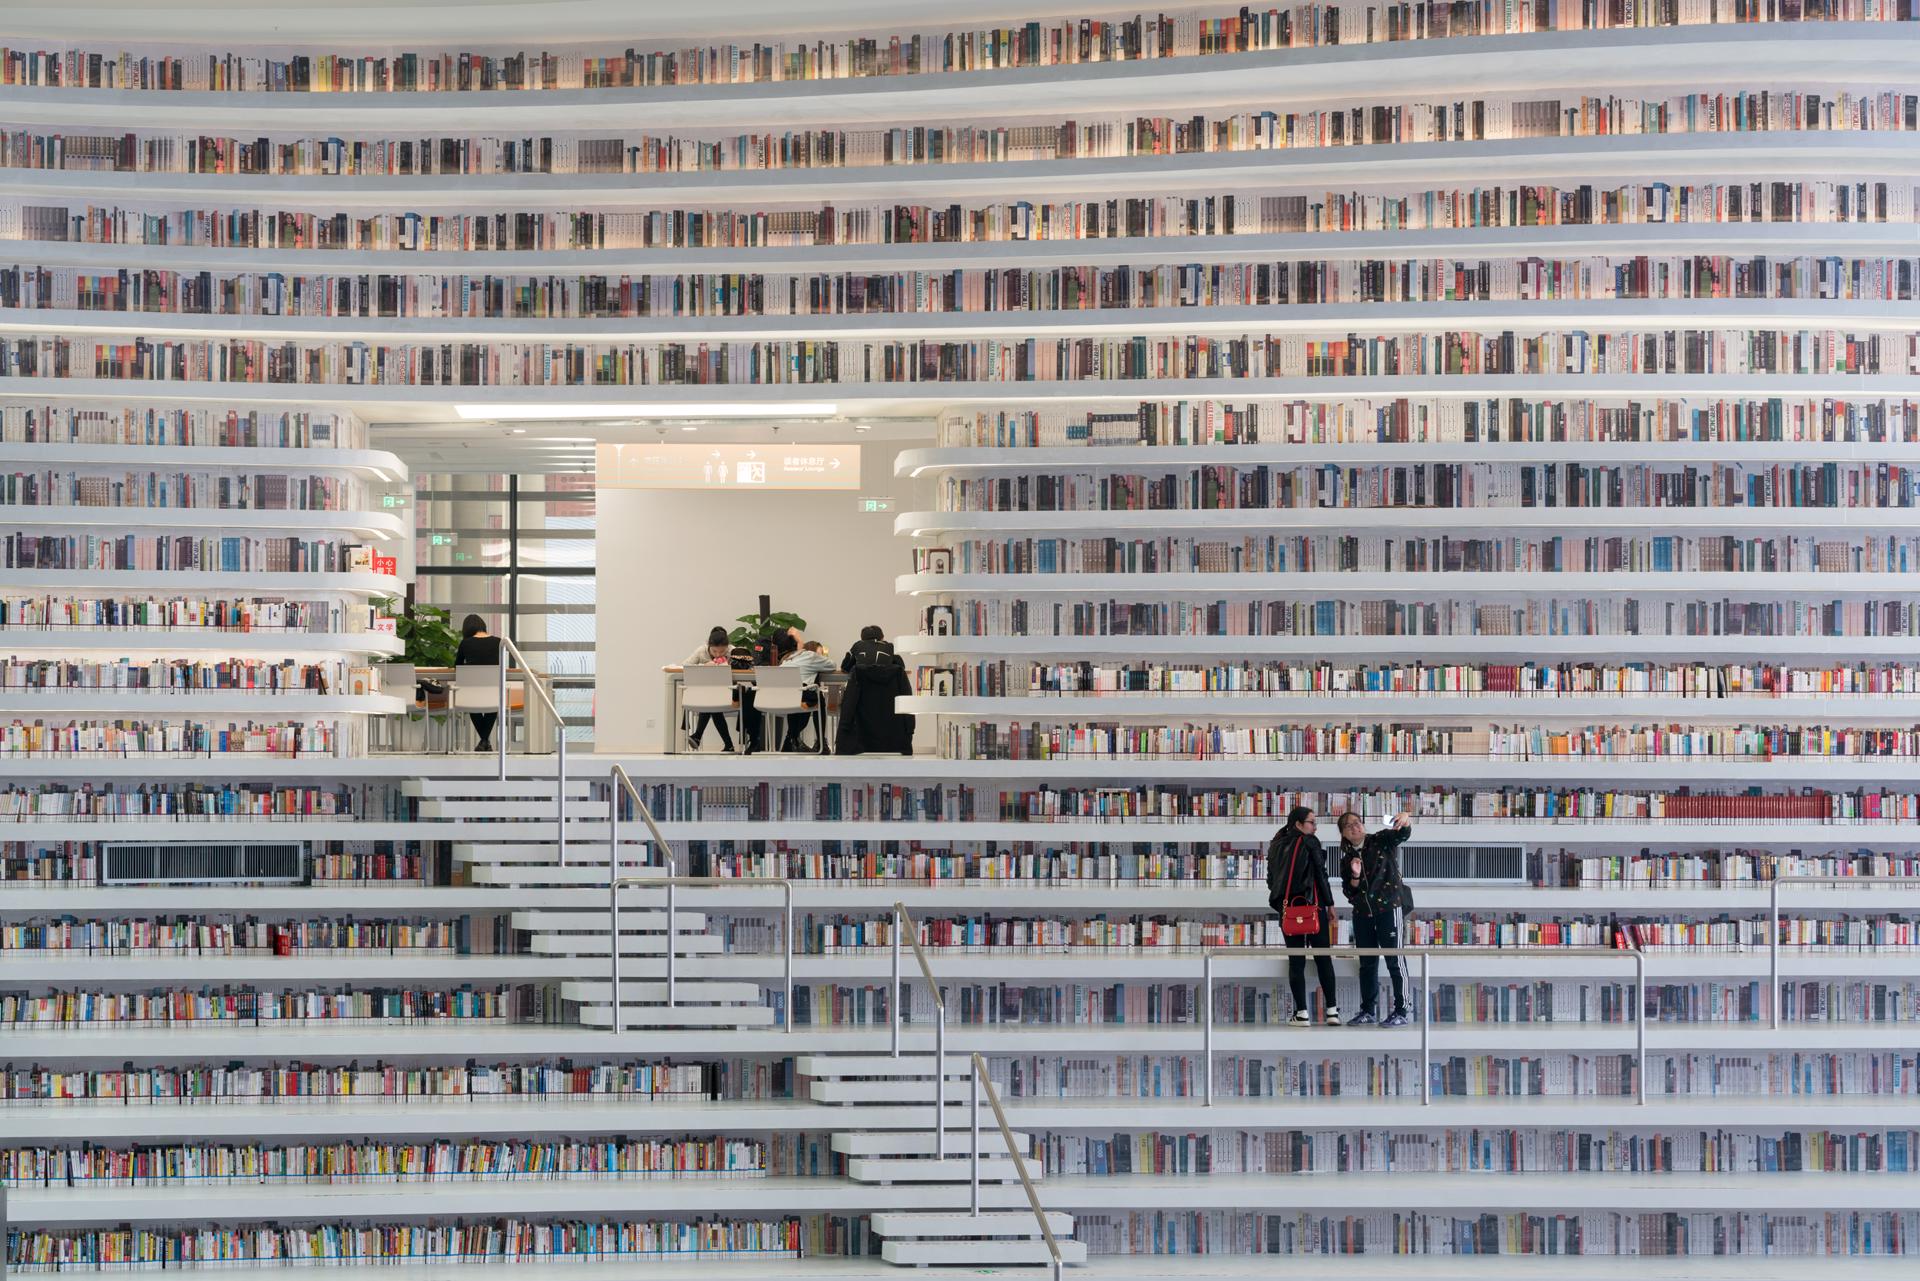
493;635;568;858
1199;944;1647;1107
890;901;949;1157
970;1052;1065;1281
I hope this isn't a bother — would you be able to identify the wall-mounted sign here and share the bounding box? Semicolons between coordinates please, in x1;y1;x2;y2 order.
597;442;861;491
857;496;896;513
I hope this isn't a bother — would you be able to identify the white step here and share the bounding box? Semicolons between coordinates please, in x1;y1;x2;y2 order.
452;841;641;861
833;1131;1028;1157
529;934;723;955
511;910;707;931
871;1211;1072;1239
404;779;594;799
561;978;758;1001
882;1239;1087;1266
846;1156;1033;1183
468;865;659;886
576;1004;777;1028
812;1080;980;1105
798;1055;970;1080
418;800;613;819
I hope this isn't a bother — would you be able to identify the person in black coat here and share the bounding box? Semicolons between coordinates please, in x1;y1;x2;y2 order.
1268;804;1340;1025
454;614;503;751
840;623;894;673
835;646;915;755
1337;811;1413;1026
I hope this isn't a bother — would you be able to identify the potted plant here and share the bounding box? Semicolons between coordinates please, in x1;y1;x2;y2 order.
728;609;807;662
376;598;462;669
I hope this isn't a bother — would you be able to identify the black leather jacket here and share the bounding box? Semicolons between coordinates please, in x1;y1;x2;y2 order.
1339;823;1413;915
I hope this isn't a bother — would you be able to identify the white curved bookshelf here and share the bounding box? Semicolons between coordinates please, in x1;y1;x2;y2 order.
0;628;403;656
0;442;406;477
7;221;1917;279
897;442;1920;475
897;693;1920;721
894;635;1920;658
0;569;398;594
0;505;406;538
6;297;1915;343
2;133;1905;206
896;572;1920;597
897;508;1920;536
0;25;1900;130
0;690;405;713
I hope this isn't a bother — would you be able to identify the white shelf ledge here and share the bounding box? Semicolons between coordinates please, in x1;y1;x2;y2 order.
894;634;1920;658
896;571;1920;597
0;133;1903;207
0;442;404;478
898;442;1920;475
898;694;1920;721
0;506;405;539
8;298;1914;344
0;569;398;595
0;690;403;714
897;508;1920;535
0;628;402;656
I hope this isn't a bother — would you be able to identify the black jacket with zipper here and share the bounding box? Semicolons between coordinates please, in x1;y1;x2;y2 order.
1267;826;1332;917
1339;822;1413;915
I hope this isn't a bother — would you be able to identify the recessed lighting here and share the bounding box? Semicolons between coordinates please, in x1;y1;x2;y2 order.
681;425;699;432
455;402;838;421
506;428;527;435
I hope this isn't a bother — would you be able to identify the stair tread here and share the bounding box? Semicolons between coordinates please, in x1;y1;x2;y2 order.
528;936;724;954
797;1055;971;1079
881;1240;1087;1265
576;1006;777;1027
846;1156;1035;1182
832;1132;1027;1156
870;1211;1072;1238
511;910;707;930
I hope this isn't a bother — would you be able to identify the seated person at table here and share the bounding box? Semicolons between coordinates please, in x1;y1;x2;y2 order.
836;630;914;756
661;626;738;753
774;632;835;751
455;614;503;752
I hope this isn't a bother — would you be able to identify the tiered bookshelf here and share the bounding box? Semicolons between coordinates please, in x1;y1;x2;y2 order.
3;5;1919;1278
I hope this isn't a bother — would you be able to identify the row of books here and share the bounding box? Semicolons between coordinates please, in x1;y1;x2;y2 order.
2;1135;772;1187
6;328;1915;389
0;404;357;448
1075;1208;1916;1257
0;1057;780;1106
1;534;378;574
0;985;521;1026
0;781;360;820
2;840;432;888
0;595;384;633
1040;1126;1920;1176
937;721;1920;761
3;90;1915;177
0;4;1895;94
939;531;1920;575
10;180;1909;256
7;1219;803;1270
0;718;343;757
0;658;348;693
938;461;1920;512
936;596;1920;638
943;394;1920;447
6;253;1917;318
0;915;489;955
0;469;360;512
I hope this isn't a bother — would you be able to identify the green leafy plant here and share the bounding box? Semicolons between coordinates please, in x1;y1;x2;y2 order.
728;610;808;651
376;599;462;668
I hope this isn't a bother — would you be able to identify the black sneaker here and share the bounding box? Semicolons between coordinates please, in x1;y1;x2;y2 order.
1381;1009;1410;1028
1348;1010;1379;1026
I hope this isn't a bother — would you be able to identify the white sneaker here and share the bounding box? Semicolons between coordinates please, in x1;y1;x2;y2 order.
1324;1006;1343;1026
1288;1010;1311;1026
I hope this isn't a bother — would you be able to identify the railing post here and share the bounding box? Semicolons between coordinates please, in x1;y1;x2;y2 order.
1202;953;1214;1108
496;648;508;781
1633;951;1647;1105
1418;951;1431;1106
608;796;620;1037
970;1059;982;1217
665;877;677;1010
783;883;795;1033
890;904;903;1058
555;725;567;866
1769;878;1781;1031
934;1003;947;1160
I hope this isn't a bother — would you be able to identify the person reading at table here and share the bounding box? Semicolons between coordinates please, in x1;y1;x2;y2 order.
455;614;503;752
662;626;739;753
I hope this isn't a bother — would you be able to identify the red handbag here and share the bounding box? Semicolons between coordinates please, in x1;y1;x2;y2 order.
1277;834;1322;937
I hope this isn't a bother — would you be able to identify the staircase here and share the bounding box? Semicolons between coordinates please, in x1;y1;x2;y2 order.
802;1054;1086;1268
406;772;773;1029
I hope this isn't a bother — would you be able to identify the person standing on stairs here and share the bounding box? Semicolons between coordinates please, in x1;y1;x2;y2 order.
1269;805;1341;1026
1337;810;1414;1027
455;614;503;752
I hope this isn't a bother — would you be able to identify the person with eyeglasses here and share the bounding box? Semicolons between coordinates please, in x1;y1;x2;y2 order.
1268;805;1340;1026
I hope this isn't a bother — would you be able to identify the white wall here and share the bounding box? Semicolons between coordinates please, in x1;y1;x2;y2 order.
595;442;929;752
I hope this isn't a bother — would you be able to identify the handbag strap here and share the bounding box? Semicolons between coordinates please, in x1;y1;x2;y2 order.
1282;832;1315;908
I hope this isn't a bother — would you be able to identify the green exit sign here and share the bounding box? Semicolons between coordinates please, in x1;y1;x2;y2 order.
858;496;895;513
429;533;459;547
380;494;410;509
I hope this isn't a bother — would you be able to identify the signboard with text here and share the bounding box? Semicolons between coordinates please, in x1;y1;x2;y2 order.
597;442;861;491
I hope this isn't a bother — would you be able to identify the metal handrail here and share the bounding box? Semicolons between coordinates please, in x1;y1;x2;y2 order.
891;901;949;1158
971;1052;1065;1281
1768;873;1920;1029
610;765;677;1007
606;875;794;1035
493;635;567;858
1199;945;1647;1108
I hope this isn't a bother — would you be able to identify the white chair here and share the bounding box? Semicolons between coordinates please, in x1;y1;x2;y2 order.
681;664;742;752
371;663;416;753
450;664;504;752
751;665;821;753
